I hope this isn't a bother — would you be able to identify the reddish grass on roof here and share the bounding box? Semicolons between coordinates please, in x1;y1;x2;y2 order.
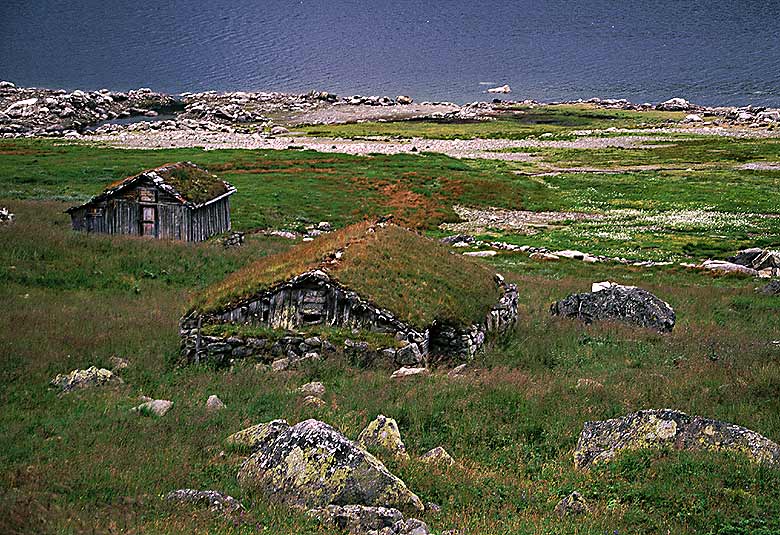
192;222;501;328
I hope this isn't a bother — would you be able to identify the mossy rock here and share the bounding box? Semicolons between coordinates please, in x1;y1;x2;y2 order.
357;415;410;462
237;419;423;512
574;409;780;469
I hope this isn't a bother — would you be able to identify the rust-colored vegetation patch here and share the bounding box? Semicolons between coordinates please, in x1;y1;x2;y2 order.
192;222;501;328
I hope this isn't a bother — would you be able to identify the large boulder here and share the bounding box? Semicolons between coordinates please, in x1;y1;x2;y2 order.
237;419;424;512
357;415;410;462
550;282;675;333
574;409;780;469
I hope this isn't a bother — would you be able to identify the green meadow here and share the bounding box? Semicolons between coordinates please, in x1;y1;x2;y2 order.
2;109;780;534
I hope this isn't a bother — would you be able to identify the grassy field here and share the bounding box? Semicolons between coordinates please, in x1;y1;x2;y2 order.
2;114;780;534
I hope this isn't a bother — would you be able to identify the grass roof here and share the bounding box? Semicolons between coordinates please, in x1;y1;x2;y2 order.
104;162;231;206
192;222;502;329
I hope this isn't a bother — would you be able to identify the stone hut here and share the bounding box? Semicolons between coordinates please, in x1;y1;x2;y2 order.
180;220;518;367
67;162;235;242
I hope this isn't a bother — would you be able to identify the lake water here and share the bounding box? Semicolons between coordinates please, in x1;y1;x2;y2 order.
1;0;779;106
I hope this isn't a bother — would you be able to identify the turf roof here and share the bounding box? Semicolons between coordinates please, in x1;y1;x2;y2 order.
192;221;502;329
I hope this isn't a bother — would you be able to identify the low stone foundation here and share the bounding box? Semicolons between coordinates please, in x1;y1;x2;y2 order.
179;273;518;367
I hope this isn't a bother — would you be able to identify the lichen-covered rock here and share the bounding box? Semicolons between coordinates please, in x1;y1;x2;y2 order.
132;399;173;416
574;409;780;469
299;381;326;398
308;504;403;533
165;488;244;514
237;419;424;512
358;415;410;462
760;280;780;296
551;282;675;333
50;366;122;392
554;491;589;518
302;395;327;408
226;419;290;449
419;446;455;467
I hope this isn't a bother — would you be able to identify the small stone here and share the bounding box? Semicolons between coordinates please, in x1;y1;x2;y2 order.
299;381;326;398
270;125;289;135
391;367;429;379
271;358;290;371
420;446;455;467
165;488;244;515
206;394;226;411
133;399;173;417
554;491;589;518
576;378;604;390
302;395;327;408
447;364;467;377
425;501;441;513
358;415;410;461
108;356;129;370
304;336;322;348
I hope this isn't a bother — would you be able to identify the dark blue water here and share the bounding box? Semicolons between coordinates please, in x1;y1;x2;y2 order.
1;1;779;106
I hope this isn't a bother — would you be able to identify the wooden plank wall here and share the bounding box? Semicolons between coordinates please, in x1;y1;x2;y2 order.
189;197;231;242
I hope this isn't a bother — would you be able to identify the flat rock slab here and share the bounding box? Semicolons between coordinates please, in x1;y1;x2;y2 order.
165;488;244;514
237;419;423;512
574;409;780;469
551;282;675;333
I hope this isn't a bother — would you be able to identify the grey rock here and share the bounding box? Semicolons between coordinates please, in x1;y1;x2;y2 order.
551;282;675;333
729;248;780;271
206;394;226;411
760;280;780;296
395;342;423;366
420;446;455;467
165;488;244;514
50;366;122;392
299;381;326;398
271;357;290;371
574;409;780;469
554;491;589;518
358;415;410;462
133;399;173;416
391;367;429;379
237;419;423;511
226;419;289;449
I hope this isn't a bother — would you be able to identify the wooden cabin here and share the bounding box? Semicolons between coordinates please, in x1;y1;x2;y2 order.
67;162;236;242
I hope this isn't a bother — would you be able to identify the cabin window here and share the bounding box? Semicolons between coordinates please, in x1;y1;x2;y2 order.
138;188;156;203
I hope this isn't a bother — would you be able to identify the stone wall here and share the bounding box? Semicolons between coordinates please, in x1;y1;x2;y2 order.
179;271;518;366
429;277;518;360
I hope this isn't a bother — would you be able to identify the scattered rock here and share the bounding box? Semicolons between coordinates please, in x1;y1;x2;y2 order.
299;381;326;398
302;395;327;408
222;231;244;248
551;282;675;333
309;504;430;535
270;125;290;135
396;96;414;105
574;409;780;469
50;366;122;392
554;491;589;518
530;252;560;261
419;446;455;467
576;378;604;390
358;415;410;462
463;250;497;257
425;501;441;513
700;259;760;277
226;419;290;449
271;357;290;371
683;113;704;123
0;207;14;224
487;84;511;94
759;280;780;296
108;356;129;370
729;248;780;271
391;367;429;379
132;399;173;417
447;363;468;377
237;419;424;511
657;97;692;111
165;488;244;514
206;394;226;411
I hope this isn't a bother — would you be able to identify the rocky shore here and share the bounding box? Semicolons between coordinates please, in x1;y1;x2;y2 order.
1;80;778;139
